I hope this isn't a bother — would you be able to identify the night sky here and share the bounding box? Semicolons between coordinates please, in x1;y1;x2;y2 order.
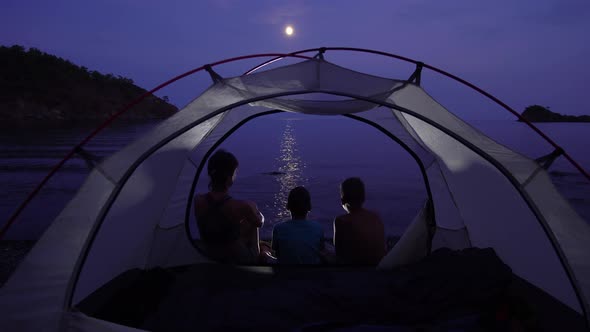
2;0;590;118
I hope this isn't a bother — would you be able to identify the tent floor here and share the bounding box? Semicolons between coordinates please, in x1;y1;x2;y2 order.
76;248;586;331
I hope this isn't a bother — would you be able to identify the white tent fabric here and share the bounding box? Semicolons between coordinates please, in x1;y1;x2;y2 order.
377;200;432;270
1;58;589;331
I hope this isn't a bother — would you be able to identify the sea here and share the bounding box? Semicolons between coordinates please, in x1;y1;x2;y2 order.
1;114;589;241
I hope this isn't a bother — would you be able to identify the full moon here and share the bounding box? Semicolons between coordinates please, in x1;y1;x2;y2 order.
285;25;294;36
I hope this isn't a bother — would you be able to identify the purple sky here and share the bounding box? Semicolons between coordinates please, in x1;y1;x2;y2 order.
2;0;590;119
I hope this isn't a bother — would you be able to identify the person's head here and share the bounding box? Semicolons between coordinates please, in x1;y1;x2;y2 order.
287;186;312;219
340;177;365;212
207;150;239;192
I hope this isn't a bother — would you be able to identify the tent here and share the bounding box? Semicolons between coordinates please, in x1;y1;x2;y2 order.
1;47;590;331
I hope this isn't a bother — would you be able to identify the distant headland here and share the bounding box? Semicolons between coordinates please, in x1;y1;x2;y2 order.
0;45;177;126
520;105;590;123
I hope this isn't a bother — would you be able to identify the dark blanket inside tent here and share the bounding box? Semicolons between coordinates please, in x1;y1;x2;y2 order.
76;248;518;331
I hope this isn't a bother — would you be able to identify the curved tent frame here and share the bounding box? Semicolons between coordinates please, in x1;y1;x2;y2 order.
2;47;589;240
1;48;590;332
63;70;590;325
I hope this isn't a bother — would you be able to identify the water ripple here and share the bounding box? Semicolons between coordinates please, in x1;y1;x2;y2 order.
272;121;308;220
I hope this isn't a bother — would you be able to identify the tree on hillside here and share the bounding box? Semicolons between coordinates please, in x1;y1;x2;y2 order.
0;45;178;123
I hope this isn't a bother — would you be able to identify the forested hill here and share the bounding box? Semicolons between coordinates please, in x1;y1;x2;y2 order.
0;45;177;125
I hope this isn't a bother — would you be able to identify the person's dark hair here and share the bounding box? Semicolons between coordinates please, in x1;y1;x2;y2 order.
287;186;312;217
341;177;365;207
207;150;239;192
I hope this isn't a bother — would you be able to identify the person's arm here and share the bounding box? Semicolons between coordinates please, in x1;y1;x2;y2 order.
243;200;263;227
319;225;326;251
271;226;278;256
333;217;340;254
378;216;387;255
259;211;265;226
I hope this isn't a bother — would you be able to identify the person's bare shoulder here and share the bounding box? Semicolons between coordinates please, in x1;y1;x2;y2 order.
334;214;350;227
366;209;381;219
232;199;263;226
365;209;385;226
230;199;256;212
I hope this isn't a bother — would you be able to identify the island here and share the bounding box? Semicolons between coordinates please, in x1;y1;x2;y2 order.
520;105;590;123
0;45;177;126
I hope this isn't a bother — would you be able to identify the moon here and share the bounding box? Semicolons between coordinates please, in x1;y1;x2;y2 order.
285;25;294;36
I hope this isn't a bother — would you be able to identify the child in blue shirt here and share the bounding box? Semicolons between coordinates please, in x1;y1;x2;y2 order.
272;186;325;264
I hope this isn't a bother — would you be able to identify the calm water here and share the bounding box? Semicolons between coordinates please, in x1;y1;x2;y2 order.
1;114;589;240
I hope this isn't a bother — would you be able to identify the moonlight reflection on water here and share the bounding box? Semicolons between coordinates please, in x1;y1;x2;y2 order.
272;120;308;220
